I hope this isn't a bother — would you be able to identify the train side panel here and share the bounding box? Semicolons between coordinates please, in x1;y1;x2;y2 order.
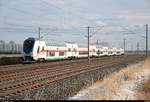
66;43;79;58
23;37;125;62
32;41;47;61
45;46;67;60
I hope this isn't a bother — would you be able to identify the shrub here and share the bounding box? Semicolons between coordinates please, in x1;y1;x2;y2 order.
0;57;23;65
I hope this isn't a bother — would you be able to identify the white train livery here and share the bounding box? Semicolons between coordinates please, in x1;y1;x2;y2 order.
22;37;124;62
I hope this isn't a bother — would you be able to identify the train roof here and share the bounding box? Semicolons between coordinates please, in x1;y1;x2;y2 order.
45;42;78;47
45;42;66;47
24;37;36;42
24;38;123;50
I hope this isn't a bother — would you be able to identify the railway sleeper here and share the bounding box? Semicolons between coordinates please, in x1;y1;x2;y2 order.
0;83;25;91
1;63;103;83
0;55;145;99
4;73;40;83
16;90;21;93
0;80;38;91
0;93;8;98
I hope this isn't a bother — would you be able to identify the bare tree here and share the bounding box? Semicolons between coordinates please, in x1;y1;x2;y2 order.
0;40;5;52
8;41;16;53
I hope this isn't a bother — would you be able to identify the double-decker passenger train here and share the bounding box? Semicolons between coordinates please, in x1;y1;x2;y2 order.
22;37;124;62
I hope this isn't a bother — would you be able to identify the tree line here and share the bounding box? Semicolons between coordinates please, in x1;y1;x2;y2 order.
0;40;22;54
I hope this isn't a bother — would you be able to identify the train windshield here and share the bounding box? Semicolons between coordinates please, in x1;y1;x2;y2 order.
23;38;35;54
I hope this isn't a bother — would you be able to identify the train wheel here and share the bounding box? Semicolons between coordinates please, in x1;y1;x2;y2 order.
42;58;46;62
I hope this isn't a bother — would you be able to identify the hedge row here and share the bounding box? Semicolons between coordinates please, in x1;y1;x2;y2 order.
0;57;23;65
0;52;21;54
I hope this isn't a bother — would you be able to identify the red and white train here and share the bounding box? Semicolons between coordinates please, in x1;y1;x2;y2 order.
22;37;124;62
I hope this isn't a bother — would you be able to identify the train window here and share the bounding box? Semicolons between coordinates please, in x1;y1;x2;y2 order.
97;51;103;54
23;38;35;54
68;48;71;51
117;52;120;54
42;46;44;51
59;52;64;56
49;52;55;56
99;52;103;54
97;50;100;55
108;52;112;54
79;52;88;55
74;48;77;54
53;52;55;56
37;46;40;53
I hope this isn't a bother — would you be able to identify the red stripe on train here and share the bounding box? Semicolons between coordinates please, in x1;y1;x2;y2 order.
39;50;116;53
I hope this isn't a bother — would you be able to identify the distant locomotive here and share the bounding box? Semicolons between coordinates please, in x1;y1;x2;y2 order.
22;37;124;62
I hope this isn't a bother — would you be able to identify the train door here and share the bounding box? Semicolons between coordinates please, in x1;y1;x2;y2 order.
66;43;72;58
34;41;46;60
72;44;78;57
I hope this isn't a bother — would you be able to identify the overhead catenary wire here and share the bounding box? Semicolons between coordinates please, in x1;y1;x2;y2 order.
0;0;148;50
119;25;146;39
0;1;61;21
90;26;104;37
0;0;108;39
0;3;87;37
0;1;65;30
39;0;104;27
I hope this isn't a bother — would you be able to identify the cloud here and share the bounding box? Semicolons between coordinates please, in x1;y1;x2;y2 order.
60;20;83;29
0;0;150;50
46;0;65;6
116;15;150;25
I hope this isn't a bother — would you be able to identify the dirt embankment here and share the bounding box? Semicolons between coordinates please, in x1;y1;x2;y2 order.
69;58;150;100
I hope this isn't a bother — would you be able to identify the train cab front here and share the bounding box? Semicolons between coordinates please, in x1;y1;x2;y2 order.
23;37;35;63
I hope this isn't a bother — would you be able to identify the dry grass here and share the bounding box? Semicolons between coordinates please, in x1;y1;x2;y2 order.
102;64;142;99
83;58;150;100
136;77;150;100
136;58;150;100
87;66;137;99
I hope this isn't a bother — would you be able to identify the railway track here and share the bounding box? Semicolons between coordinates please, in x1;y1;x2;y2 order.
0;55;121;74
0;56;125;82
0;54;146;99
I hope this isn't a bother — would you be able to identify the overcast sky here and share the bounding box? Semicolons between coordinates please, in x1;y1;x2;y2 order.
0;0;150;50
